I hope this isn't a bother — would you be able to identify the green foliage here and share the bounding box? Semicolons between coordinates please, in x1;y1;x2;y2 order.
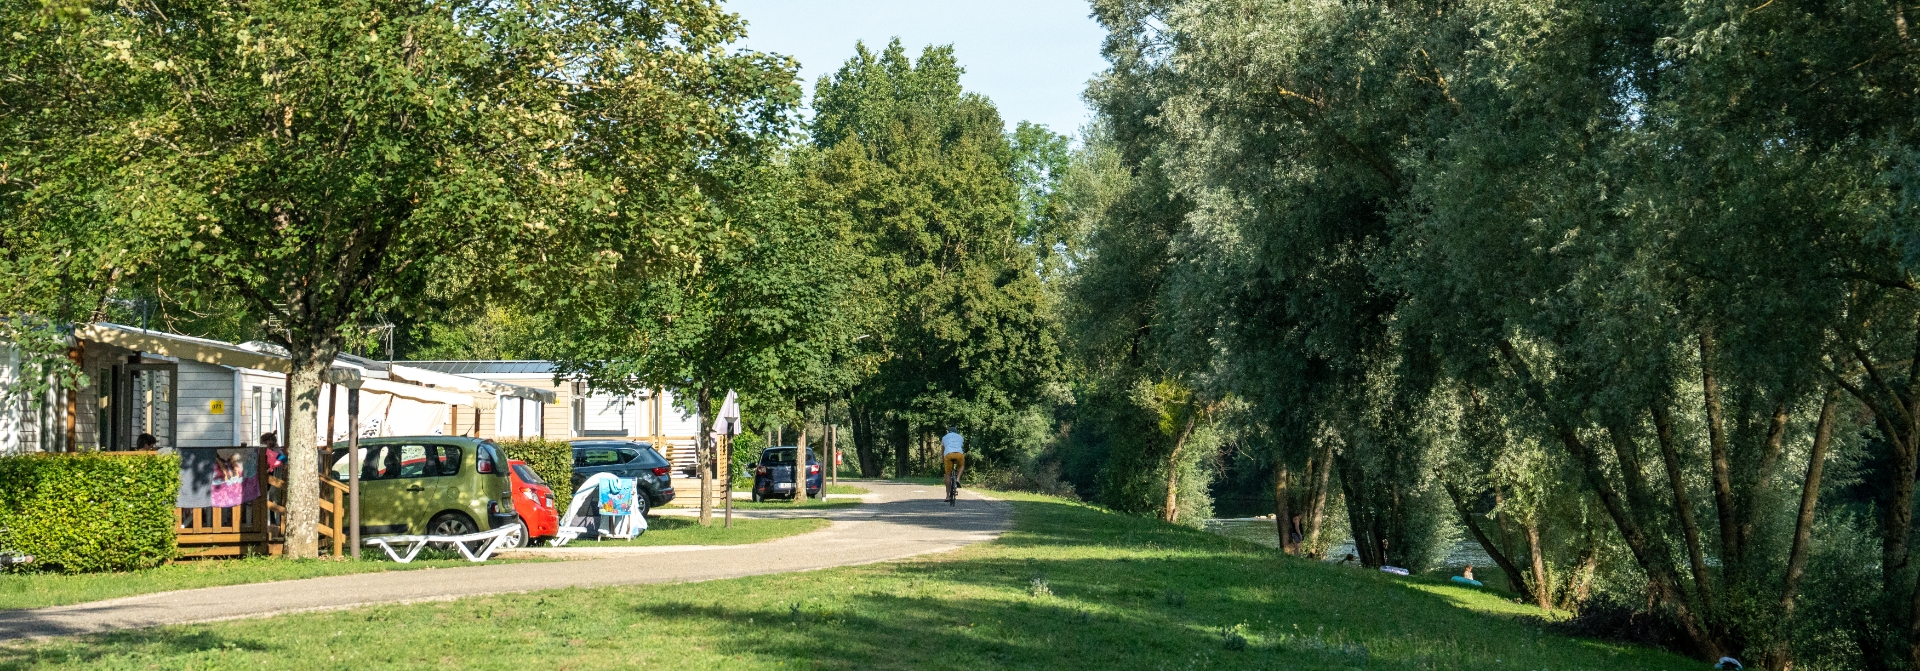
495;438;574;516
1070;0;1920;665
0;315;86;411
806;39;1067;472
8;0;801;554
0;453;178;573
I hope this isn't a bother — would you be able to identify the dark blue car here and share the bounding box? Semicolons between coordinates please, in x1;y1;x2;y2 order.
750;447;822;501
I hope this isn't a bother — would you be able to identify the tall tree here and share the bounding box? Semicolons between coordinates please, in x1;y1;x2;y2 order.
23;0;796;555
805;40;1065;474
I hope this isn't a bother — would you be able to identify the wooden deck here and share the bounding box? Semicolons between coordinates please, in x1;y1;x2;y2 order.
175;449;348;558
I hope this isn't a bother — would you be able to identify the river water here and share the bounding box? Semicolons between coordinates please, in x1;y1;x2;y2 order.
1201;517;1495;568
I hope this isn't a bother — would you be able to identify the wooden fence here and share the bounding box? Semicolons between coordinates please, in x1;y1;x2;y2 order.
175;449;346;558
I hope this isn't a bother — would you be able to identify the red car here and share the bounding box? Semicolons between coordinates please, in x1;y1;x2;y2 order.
507;459;559;545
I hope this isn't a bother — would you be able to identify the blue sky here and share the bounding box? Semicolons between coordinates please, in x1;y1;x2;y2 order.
725;0;1109;137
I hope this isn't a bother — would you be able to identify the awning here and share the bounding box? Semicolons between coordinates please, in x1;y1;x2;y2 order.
388;364;556;403
359;377;471;406
77;323;363;386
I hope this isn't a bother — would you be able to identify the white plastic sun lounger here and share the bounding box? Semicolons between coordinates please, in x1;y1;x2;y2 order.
363;523;523;563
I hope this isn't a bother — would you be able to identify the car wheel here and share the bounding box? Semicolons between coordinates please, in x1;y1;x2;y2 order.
634;494;651;518
504;516;529;548
427;512;478;551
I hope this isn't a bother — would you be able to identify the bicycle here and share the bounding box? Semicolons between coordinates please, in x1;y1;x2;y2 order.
945;464;963;506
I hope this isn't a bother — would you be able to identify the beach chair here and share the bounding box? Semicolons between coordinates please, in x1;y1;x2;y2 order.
363;523;522;563
549;473;648;547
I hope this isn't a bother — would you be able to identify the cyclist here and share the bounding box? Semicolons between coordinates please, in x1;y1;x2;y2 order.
941;426;965;503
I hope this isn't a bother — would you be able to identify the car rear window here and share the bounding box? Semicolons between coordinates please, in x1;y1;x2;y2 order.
637;447;670;468
511;463;545;485
761;448;814;465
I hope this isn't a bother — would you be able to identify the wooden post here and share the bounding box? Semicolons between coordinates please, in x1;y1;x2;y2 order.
64;339;82;451
471;406;479;438
325;384;337;449
348;388;361;559
517;398;525;439
724;419;734;528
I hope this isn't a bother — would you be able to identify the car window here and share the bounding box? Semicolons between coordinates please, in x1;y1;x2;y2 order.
577;448;624;467
762;449;796;465
397;444;428;478
616;448;642;465
512;463;546;485
427;445;462;477
346;444;406;481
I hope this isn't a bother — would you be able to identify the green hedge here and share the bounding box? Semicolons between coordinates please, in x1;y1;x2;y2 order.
496;438;574;515
0;453;179;573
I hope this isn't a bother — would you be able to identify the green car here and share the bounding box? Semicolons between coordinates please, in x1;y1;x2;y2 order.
326;436;518;538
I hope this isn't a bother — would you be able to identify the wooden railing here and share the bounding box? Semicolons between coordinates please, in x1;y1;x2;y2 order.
175;448;348;559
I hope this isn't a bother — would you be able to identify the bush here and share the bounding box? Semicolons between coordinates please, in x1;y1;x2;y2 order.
496;438;574;515
0;453;179;573
973;460;1079;500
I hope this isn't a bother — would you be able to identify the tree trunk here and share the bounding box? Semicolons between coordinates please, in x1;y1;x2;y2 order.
1652;403;1716;615
1837;333;1920;636
851;401;882;477
1558;540;1600;611
1336;450;1379;567
1737;401;1790;558
1700;331;1742;566
1274;461;1293;554
1445;480;1534;604
1162;411;1199;524
892;417;910;479
793;398;809;504
697;384;714;526
1499;340;1720;658
1525;517;1550;611
281;345;331;558
1304;440;1334;558
1769;388;1838;671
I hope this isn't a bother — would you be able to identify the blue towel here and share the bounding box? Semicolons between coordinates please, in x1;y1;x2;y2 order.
599;478;635;516
1451;576;1484;587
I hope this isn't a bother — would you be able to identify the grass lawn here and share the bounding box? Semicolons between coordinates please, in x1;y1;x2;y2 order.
0;492;1697;670
0;555;523;612
558;517;829;547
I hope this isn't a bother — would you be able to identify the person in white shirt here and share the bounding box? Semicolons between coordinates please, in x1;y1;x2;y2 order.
940;426;966;484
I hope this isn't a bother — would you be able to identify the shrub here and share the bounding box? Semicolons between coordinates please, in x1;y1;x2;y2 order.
0;452;179;573
973;461;1079;500
496;438;574;514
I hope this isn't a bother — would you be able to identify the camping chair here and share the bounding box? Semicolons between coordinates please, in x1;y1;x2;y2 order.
363;523;522;563
549;473;648;547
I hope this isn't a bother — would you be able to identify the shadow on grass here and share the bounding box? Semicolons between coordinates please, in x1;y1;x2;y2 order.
605;498;1695;671
0;629;275;670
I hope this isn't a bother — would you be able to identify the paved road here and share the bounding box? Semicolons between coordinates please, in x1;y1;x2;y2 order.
0;481;1008;641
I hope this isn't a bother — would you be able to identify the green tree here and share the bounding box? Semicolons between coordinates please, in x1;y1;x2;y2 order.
805;40;1065;477
17;0;796;556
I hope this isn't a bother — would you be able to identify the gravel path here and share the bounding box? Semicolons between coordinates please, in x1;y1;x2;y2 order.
0;480;1008;641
